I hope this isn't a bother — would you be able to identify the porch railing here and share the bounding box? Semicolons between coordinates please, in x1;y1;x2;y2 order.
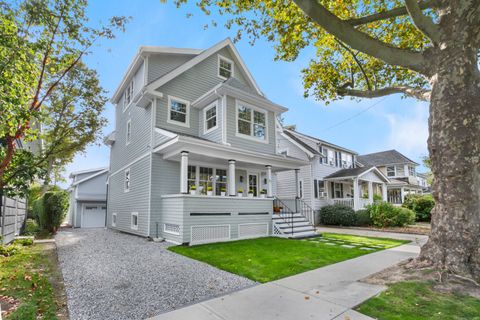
332;198;354;208
273;197;295;235
296;197;316;225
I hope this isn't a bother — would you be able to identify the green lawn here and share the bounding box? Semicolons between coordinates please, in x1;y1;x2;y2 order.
168;233;408;283
0;242;66;320
357;281;480;320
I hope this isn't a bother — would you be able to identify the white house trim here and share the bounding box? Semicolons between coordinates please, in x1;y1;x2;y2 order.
279;132;315;158
71;169;109;187
131;212;139;230
203;101;219;134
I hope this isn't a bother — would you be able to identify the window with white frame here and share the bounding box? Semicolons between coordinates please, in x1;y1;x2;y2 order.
168;96;190;126
204;103;217;132
334;182;343;198
131;212;138;230
327;149;335;166
187;166;230;196
124;168;131;192
187;165;196;192
199;167;213;195
396;165;405;176
408;165;416;176
218;55;234;79
386;166;395;177
126;119;132;145
237;104;267;140
215;169;227;195
112;213;117;227
314;180;326;198
123;81;134;111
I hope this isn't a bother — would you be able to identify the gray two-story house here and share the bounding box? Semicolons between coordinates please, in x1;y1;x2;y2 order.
105;38;314;245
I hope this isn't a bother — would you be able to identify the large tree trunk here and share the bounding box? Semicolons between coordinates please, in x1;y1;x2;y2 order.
418;7;480;280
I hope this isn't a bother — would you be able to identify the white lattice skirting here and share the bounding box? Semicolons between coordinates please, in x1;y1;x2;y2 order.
164;223;180;235
191;225;231;245
238;223;269;239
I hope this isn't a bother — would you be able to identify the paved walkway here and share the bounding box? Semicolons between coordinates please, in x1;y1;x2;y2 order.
151;229;427;320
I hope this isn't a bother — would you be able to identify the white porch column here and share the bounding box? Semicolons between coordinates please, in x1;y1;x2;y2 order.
180;151;189;194
400;187;405;204
382;183;388;201
368;181;373;204
266;165;273;198
353;178;360;210
228;160;236;196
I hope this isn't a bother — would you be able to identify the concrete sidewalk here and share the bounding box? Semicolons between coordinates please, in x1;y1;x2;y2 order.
150;231;427;320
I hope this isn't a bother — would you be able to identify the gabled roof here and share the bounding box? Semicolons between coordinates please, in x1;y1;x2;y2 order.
69;167;108;178
357;150;419;166
324;166;390;182
71;168;109;187
284;129;358;155
146;38;263;97
282;130;320;156
111;46;202;103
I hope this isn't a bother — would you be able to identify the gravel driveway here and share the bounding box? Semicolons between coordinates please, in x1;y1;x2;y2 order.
56;229;255;320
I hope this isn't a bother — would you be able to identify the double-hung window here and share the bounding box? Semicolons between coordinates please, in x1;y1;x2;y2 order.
123;81;134;111
237;104;267;141
124;168;131;192
408;166;416;176
218;55;234;79
386;166;395;177
187;165;196;192
314;180;326;198
204;103;217;133
168;96;190;127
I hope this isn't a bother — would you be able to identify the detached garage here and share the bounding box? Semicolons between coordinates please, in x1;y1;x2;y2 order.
67;168;108;228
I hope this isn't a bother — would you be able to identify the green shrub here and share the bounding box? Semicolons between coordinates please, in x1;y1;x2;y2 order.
13;238;33;246
395;207;416;226
0;244;18;257
402;194;435;221
23;218;40;236
367;202;415;227
373;194;383;202
355;209;372;226
319;204;356;226
32;190;69;233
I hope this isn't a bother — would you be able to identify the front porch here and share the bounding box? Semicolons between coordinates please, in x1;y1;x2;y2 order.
152;132;309;244
324;166;390;211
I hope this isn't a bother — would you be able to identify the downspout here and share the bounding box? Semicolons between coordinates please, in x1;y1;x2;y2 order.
104;181;109;229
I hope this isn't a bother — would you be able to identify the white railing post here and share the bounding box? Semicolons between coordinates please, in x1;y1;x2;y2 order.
180;151;189;194
353;178;360;211
382;183;388;201
368;181;373;206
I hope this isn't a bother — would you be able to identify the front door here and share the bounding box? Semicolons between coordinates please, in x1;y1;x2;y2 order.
248;174;259;197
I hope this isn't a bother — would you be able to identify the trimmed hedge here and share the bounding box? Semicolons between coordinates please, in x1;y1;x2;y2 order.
366;202;415;227
402;194;435;221
319;204;356;226
32;190;69;233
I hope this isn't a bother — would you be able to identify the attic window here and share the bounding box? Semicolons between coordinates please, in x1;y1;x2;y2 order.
218;55;233;79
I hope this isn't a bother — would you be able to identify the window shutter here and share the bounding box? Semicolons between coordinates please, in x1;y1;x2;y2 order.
314;179;318;198
330;182;334;197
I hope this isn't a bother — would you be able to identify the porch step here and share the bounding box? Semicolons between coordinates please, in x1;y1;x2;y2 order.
281;225;316;233
287;230;318;239
272;215;307;222
275;221;312;228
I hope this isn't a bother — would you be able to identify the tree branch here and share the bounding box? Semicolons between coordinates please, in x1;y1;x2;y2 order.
335;39;372;90
338;86;431;101
346;0;437;26
293;0;427;74
405;0;441;43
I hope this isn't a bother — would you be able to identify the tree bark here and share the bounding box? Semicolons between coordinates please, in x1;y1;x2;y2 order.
418;5;480;280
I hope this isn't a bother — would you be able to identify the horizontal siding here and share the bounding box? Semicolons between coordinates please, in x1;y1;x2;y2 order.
147;54;196;84
76;172;108;201
225;96;276;154
107;155;151;236
150;155;181;238
160;196;273;244
199;98;223;143
155;47;246;136
277;134;309;160
275;165;313;208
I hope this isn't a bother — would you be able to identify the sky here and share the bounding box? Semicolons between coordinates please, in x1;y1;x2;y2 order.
62;0;430;187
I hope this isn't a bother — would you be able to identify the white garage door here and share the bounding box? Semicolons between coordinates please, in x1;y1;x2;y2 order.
82;204;106;228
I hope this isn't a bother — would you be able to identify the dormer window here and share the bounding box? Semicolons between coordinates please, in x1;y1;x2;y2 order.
218;55;234;79
123;81;134;111
167;96;190;127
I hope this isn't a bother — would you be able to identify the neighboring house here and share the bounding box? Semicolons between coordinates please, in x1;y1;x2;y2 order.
67;167;108;228
357;150;424;204
275;128;390;214
416;172;431;193
105;38;314;245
